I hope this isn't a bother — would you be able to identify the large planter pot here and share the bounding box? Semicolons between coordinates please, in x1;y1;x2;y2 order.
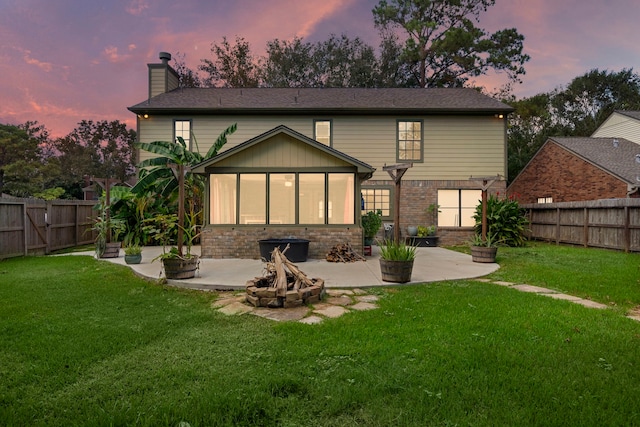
471;246;498;263
162;256;199;279
406;226;418;237
379;258;414;283
259;238;310;262
124;253;142;264
100;242;121;258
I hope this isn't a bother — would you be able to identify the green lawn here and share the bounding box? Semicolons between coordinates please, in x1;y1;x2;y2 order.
1;244;640;426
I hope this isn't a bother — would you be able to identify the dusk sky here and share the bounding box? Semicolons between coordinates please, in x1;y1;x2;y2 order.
1;0;639;138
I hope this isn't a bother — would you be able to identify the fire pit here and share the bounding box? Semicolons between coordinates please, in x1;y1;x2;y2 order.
246;246;324;308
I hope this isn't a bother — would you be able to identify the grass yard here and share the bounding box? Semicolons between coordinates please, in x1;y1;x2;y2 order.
1;244;640;426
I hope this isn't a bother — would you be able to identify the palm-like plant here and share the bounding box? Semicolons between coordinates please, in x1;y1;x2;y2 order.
131;123;237;257
131;123;237;199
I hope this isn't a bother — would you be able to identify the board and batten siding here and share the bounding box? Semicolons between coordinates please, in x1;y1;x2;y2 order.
211;133;353;169
136;114;505;180
592;112;640;144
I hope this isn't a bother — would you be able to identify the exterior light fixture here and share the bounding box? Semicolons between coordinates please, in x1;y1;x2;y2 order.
636;154;640;164
143;114;149;119
494;114;504;119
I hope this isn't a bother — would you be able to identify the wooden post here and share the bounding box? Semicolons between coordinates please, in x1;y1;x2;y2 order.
177;164;185;257
383;163;412;244
470;176;499;241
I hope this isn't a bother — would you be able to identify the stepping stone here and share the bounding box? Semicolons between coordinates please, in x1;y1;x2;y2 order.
326;289;354;296
571;299;608;309
326;296;353;306
218;302;254;316
211;295;245;308
299;316;324;325
512;284;556;293
542;293;583;302
252;306;310;321
356;295;379;303
474;278;492;283
493;281;516;287
314;305;350;318
351;288;368;295
351;302;378;311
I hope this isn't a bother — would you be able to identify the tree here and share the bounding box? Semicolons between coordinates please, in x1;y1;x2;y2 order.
549;68;640;136
506;93;555;181
173;52;203;88
199;36;260;87
372;0;529;88
49;120;136;199
312;34;380;87
261;37;318;87
0;123;44;196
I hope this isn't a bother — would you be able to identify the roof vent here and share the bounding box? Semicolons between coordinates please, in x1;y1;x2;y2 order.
159;52;171;64
613;138;619;147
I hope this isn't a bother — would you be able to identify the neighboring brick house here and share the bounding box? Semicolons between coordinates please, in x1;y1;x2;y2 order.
128;53;513;258
508;137;640;203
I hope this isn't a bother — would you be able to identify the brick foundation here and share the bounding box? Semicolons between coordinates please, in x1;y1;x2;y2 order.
201;226;363;259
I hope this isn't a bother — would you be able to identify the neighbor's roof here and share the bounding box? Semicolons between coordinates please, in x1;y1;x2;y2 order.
128;87;514;115
550;137;640;184
615;110;640;121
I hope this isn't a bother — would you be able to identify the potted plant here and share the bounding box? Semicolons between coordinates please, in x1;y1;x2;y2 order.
378;239;417;283
122;231;143;264
470;232;499;263
362;209;383;246
143;213;200;280
124;244;142;264
92;211;125;259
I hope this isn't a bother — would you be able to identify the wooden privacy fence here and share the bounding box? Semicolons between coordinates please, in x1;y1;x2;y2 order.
523;198;640;252
0;199;98;259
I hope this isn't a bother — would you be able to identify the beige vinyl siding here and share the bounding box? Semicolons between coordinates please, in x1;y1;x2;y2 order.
149;68;167;98
592;112;640;144
136;114;505;179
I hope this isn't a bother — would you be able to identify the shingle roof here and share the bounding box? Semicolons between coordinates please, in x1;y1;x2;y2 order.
128;87;513;114
615;110;640;121
550;137;640;184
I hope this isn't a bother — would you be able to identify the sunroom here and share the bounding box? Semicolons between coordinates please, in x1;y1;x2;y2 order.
193;126;375;259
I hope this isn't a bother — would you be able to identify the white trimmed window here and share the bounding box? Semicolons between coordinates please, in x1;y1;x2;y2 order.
397;120;423;162
174;120;191;147
438;189;482;227
314;120;332;146
361;187;391;218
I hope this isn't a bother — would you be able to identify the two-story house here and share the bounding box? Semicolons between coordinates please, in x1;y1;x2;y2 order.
128;53;512;259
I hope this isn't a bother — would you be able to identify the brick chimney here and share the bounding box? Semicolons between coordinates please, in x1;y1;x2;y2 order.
147;51;179;99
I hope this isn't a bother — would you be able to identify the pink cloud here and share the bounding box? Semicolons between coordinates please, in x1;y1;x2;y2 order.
21;50;53;72
126;0;150;16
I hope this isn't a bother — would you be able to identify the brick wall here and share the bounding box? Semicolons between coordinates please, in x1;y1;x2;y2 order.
508;142;630;203
201;226;363;259
366;179;506;245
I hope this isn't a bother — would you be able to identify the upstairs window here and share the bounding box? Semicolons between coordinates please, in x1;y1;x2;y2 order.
174;120;191;147
397;120;423;162
314;120;332;146
537;196;553;204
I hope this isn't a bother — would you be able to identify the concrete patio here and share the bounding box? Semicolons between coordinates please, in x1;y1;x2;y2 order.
77;245;500;291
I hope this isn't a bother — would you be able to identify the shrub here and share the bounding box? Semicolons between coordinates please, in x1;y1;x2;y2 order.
474;194;528;247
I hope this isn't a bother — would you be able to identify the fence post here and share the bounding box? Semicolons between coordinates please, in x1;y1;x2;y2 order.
583;207;588;248
624;206;630;253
